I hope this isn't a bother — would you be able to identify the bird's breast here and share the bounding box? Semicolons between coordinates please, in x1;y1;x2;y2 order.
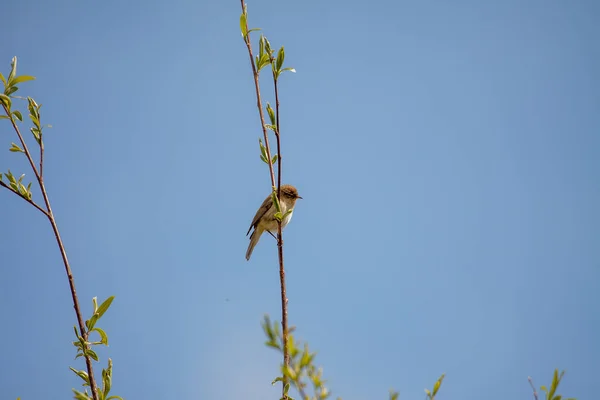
282;209;294;227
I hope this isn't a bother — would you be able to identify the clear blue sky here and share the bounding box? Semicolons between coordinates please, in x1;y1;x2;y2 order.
1;1;598;399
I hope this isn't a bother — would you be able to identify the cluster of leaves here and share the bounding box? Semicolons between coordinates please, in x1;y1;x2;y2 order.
263;315;333;400
2;57;122;400
530;369;576;400
0;57;38;201
71;296;121;400
262;315;446;400
240;5;295;77
0;169;32;199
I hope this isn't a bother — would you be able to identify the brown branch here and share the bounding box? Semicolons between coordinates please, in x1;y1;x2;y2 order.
274;77;282;196
239;1;291;397
39;134;44;179
2;104;100;400
528;376;539;400
0;179;49;216
273;72;289;370
239;1;276;190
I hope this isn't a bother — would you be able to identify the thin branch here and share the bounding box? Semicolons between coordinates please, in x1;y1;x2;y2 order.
2;103;100;400
272;74;289;369
239;2;276;190
3;105;41;181
528;376;539;400
239;1;291;397
274;77;282;197
0;180;49;216
39;134;44;179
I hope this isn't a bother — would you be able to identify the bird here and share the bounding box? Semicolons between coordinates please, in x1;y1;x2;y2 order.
246;184;302;260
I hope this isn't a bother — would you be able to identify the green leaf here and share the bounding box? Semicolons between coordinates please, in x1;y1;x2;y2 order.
266;102;276;125
239;13;248;37
6;170;16;184
276;46;285;71
259;138;267;158
389;390;399;400
69;367;90;384
259;35;265;58
271;154;278;164
0;93;11;109
92;327;109;345
96;296;115;318
271;190;281;213
11;75;35;85
86;314;99;331
12;110;22;121
271;376;284;385
31;127;41;144
257;53;270;71
7;57;17;85
72;389;92;400
6;85;18;96
433;380;441;395
85;348;99;361
0;115;8;119
9;142;24;153
282;67;296;74
274;211;283;221
260;154;268;164
0;72;5;86
264;37;272;56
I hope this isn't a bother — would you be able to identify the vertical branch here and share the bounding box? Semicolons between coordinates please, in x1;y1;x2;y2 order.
239;0;276;190
274;78;282;196
528;377;539;400
272;76;289;369
239;1;291;396
1;104;99;400
39;132;44;179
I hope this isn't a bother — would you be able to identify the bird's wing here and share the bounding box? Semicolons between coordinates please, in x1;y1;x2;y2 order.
246;194;273;236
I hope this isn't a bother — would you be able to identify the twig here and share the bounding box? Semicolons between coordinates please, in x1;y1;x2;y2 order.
2;104;100;400
272;69;289;369
39;131;44;179
239;1;291;396
528;376;539;400
0;179;49;216
239;1;276;190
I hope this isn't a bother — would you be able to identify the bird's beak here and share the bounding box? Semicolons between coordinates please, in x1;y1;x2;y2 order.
297;195;303;199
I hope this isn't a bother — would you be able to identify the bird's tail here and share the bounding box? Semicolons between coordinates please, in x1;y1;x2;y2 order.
246;227;262;260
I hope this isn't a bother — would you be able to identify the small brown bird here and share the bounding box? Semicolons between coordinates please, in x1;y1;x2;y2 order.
246;184;302;260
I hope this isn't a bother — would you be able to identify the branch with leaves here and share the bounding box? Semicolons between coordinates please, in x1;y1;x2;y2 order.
239;2;297;398
1;57;121;400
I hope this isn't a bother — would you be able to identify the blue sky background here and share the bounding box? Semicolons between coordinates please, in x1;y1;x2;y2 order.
1;0;598;399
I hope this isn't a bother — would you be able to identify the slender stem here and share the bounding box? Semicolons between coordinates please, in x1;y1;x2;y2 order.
272;76;289;369
239;2;291;396
274;77;282;196
4;105;41;180
239;2;276;190
2;104;100;400
39;135;44;179
42;186;99;400
0;180;49;216
528;377;539;400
